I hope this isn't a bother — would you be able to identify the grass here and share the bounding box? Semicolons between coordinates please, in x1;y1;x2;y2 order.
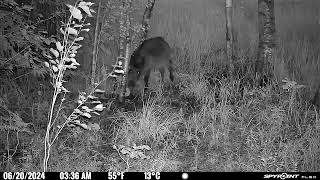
109;0;320;172
2;0;320;172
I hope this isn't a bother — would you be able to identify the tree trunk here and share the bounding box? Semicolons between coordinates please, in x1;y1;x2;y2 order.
141;0;156;41
225;0;235;76
91;0;102;86
118;0;155;102
119;0;132;102
256;0;276;86
232;0;238;67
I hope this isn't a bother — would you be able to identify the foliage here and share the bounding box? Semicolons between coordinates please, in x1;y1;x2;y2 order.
0;0;55;171
42;0;108;172
1;0;320;173
0;0;56;78
0;98;33;134
113;143;151;171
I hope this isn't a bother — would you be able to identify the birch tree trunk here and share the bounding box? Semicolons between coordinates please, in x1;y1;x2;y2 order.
119;1;126;65
256;0;276;86
141;0;156;41
119;0;132;102
225;0;234;76
118;0;155;102
91;0;102;86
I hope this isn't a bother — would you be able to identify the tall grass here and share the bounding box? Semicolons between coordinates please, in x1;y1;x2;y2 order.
150;0;320;94
13;0;320;172
150;0;226;73
128;0;320;172
275;0;320;95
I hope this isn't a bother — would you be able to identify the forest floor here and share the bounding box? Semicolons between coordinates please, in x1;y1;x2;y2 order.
1;0;320;173
4;71;319;172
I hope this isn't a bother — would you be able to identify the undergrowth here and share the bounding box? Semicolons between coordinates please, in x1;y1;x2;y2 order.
1;0;320;172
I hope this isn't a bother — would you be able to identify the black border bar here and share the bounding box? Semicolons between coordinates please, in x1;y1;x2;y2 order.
1;172;319;180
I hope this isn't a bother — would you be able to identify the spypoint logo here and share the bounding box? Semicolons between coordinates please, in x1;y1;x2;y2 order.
264;173;299;180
